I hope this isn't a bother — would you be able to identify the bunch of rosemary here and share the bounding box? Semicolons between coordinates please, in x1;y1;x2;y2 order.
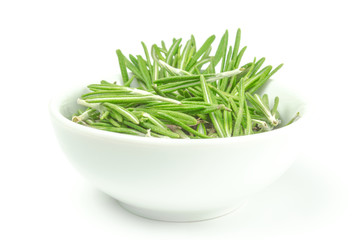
72;29;298;139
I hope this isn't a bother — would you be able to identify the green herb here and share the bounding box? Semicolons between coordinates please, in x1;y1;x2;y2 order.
72;29;300;138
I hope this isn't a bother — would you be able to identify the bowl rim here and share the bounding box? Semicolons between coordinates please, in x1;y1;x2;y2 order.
49;78;308;146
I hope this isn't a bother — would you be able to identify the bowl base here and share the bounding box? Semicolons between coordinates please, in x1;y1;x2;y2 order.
118;200;248;222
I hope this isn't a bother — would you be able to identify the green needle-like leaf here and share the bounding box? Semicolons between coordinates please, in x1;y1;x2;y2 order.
200;75;226;138
213;30;228;66
140;121;180;138
103;103;139;124
141;42;153;76
185;35;216;71
231;28;241;62
157;112;210;138
92;126;145;136
137;55;152;89
116;49;129;84
233;78;245;136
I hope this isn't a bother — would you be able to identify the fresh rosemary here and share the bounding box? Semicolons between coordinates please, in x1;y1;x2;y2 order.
72;29;299;138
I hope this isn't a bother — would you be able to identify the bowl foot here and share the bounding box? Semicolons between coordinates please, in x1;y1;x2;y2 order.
118;200;248;222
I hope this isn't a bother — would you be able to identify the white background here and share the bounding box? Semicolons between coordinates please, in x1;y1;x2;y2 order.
1;0;360;239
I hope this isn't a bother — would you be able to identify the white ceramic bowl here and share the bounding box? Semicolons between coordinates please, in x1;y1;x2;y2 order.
49;74;307;222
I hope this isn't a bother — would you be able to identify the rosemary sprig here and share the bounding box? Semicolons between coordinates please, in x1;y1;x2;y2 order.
72;29;298;138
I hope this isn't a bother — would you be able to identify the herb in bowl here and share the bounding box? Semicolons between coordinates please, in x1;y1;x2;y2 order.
72;29;299;138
